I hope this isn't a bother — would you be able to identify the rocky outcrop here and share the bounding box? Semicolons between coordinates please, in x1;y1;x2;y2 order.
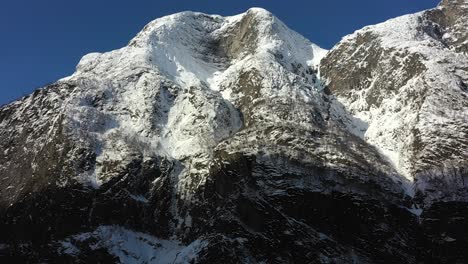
320;0;468;262
320;0;468;203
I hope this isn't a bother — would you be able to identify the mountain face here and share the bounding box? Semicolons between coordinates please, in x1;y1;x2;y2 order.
321;0;468;201
0;1;467;263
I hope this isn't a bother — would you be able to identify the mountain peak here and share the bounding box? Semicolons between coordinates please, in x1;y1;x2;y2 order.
245;7;274;18
75;8;327;96
125;7;323;62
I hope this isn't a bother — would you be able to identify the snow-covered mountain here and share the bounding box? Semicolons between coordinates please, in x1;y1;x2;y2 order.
320;0;468;205
1;1;467;263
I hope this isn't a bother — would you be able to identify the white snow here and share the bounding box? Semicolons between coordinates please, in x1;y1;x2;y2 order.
130;194;149;203
328;7;468;188
407;205;423;217
59;225;208;264
47;7;329;191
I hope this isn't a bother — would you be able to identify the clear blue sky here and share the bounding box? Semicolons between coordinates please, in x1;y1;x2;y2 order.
0;0;440;105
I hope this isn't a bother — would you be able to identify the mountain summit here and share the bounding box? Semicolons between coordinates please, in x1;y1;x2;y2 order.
1;2;467;263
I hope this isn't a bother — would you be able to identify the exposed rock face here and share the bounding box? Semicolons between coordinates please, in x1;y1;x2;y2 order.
319;0;468;262
0;2;467;263
320;0;468;202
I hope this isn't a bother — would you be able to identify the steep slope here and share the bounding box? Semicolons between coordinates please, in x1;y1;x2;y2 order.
320;0;468;262
321;0;468;204
0;3;466;263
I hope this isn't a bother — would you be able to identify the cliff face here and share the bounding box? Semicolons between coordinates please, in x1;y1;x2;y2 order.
0;2;467;263
320;0;468;204
319;1;468;261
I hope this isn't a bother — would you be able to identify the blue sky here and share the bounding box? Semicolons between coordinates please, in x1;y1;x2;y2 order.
0;0;439;105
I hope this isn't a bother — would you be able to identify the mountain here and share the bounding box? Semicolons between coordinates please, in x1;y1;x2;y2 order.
321;0;468;203
0;1;467;263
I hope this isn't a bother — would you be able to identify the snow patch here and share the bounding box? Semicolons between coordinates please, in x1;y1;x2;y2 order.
59;225;208;264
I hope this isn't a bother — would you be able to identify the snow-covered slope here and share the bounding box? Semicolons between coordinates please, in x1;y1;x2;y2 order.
58;225;207;264
321;0;468;204
1;7;407;204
